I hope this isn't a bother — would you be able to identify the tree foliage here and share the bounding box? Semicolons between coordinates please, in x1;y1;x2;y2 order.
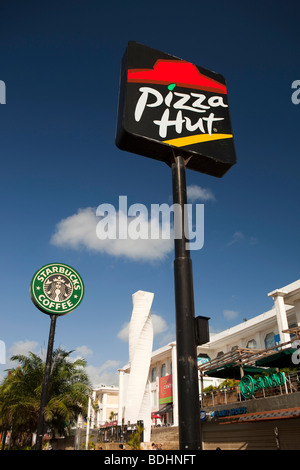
127;423;144;450
0;348;92;440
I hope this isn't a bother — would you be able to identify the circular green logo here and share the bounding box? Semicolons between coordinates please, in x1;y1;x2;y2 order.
30;263;84;315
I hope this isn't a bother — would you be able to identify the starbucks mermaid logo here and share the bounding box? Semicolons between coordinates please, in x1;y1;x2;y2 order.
44;275;73;302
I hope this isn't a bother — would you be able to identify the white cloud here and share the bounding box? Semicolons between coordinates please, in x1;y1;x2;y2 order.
226;231;245;246
2;341;119;388
226;231;258;247
9;340;39;357
74;345;93;358
4;340;41;370
50;207;173;262
86;360;121;387
117;322;130;342
223;309;239;321
157;323;175;346
117;313;168;342
152;314;168;335
187;185;216;202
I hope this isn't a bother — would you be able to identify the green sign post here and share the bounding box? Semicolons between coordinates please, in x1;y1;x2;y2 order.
30;262;84;450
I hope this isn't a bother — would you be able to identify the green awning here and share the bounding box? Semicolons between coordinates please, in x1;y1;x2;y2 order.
204;363;267;379
255;348;297;368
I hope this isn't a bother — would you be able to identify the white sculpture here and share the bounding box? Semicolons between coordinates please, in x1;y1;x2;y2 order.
125;290;154;443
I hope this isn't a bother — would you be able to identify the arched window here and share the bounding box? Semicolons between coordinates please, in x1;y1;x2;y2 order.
247;339;257;349
289;323;297;341
197;353;211;365
265;332;275;349
160;363;166;377
151;367;156;382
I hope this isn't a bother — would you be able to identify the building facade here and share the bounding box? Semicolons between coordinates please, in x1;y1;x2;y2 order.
200;279;300;359
85;385;119;428
82;278;300;447
117;278;300;430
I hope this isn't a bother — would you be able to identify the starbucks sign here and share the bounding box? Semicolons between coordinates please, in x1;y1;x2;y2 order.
30;263;84;315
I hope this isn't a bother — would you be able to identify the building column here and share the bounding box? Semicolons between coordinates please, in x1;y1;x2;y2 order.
102;392;108;423
96;402;100;428
268;289;290;345
91;390;96;428
117;368;125;425
170;342;178;426
294;300;300;327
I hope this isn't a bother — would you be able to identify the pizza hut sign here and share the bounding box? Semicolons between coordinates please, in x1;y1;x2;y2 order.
116;42;236;177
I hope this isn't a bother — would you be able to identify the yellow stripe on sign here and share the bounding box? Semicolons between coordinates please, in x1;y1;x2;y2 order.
163;133;233;147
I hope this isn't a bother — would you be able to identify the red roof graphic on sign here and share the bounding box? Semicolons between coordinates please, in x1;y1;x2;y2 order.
128;60;227;94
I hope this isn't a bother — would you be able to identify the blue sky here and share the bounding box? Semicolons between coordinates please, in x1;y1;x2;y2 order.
1;0;299;386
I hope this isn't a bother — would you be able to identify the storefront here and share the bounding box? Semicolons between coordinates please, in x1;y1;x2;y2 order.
201;415;300;450
152;375;174;426
199;338;300;450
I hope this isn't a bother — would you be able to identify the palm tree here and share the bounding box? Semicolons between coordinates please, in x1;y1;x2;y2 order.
0;348;92;447
127;423;144;450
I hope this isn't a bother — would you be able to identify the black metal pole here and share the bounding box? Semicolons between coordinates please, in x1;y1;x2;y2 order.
35;314;57;450
172;155;201;450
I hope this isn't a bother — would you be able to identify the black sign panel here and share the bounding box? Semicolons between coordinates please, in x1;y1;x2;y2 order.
116;42;236;177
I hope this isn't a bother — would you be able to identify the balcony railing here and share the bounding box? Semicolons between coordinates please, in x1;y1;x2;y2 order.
201;371;300;407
